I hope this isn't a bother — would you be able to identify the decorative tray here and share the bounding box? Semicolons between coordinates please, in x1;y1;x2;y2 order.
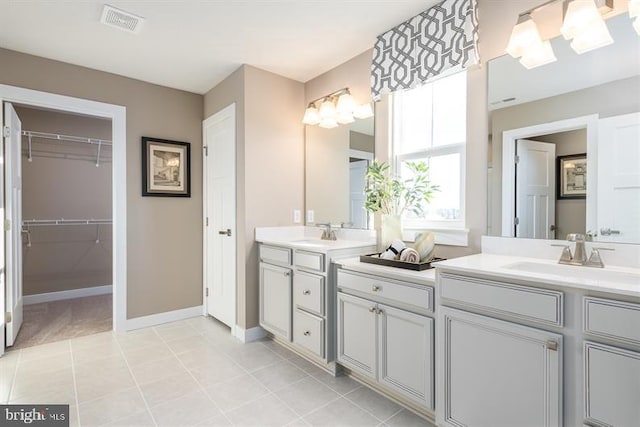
359;253;446;271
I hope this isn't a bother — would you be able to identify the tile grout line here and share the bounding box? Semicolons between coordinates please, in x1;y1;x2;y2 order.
67;340;83;427
152;322;234;425
113;330;160;427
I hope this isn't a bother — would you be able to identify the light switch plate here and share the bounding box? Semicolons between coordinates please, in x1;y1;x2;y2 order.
307;210;314;223
293;209;301;223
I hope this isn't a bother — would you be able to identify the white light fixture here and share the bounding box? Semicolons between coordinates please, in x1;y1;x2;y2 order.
506;14;557;69
630;0;640;35
561;0;613;54
302;88;373;127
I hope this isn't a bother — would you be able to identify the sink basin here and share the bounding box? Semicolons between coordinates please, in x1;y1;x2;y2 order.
504;261;640;285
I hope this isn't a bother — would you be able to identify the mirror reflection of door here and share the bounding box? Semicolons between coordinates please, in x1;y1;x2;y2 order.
515;139;555;239
349;158;369;229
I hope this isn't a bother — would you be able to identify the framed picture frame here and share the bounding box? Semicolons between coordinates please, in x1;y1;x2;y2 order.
557;153;587;199
142;137;191;197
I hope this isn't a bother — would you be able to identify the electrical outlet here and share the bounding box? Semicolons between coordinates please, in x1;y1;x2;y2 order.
293;209;301;223
307;210;314;223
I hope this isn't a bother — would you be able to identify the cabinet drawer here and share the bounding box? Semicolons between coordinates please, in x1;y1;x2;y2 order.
293;309;325;358
337;269;432;313
260;245;292;265
295;250;325;272
584;297;640;346
294;271;325;316
439;273;563;327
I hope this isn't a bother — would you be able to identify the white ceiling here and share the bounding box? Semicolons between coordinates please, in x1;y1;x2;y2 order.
0;0;439;94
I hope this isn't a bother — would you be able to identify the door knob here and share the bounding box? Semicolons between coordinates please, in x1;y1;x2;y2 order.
600;228;620;236
550;225;556;231
218;228;232;236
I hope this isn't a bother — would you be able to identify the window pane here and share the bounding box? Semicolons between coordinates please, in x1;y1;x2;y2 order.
394;84;433;155
401;153;461;222
433;71;466;146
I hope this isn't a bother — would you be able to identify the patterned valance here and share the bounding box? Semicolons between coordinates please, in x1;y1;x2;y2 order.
371;0;479;100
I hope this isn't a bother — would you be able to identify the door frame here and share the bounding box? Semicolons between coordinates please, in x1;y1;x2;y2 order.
501;114;598;237
202;103;237;329
0;84;127;336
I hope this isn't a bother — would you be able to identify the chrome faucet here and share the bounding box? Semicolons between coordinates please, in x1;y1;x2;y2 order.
552;233;614;268
317;223;337;241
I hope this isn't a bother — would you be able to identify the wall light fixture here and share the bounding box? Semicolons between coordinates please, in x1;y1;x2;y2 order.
302;88;373;128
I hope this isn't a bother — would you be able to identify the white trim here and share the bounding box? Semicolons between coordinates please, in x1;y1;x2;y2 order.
349;149;374;161
0;84;127;333
232;325;266;343
501;114;598;237
126;305;203;331
403;228;469;246
24;285;112;305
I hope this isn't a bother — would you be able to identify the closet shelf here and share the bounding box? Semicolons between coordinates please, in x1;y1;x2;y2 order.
21;130;111;166
22;219;112;227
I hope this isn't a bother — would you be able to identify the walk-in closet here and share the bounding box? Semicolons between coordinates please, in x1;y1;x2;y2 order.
10;105;113;349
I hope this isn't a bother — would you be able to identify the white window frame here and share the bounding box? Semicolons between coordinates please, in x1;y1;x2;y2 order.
389;72;469;246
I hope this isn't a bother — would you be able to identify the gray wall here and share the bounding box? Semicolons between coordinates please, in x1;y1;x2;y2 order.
1;48;204;319
350;131;374;153
16;106;113;296
204;65;304;329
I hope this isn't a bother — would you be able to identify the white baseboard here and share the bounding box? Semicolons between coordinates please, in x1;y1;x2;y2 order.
232;325;266;343
24;285;113;305
126;305;203;331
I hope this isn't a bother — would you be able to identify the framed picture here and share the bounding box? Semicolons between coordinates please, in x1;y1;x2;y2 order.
142;137;191;197
557;153;587;199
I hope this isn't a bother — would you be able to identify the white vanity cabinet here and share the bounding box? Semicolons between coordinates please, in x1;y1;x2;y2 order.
437;271;564;427
337;268;435;411
258;241;375;372
583;297;640;427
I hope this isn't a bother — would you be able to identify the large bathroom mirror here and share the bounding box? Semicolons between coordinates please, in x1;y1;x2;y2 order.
305;115;375;229
488;12;640;244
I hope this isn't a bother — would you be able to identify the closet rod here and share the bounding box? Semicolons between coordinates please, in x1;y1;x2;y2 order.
21;130;112;147
22;219;113;227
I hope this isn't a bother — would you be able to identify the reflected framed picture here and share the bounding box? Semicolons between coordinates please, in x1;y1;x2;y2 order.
142;137;191;197
557;153;586;199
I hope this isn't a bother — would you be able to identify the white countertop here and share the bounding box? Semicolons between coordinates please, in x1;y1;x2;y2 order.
437;254;640;298
337;257;437;285
257;238;376;254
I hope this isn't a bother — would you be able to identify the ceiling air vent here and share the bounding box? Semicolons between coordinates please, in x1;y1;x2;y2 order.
100;5;145;34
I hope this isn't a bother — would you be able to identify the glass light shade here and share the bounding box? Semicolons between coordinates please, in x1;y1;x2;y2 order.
319;117;338;129
506;16;543;58
561;0;602;40
353;103;374;119
302;106;320;125
336;92;357;115
569;19;613;53
519;40;557;69
337;112;355;124
318;99;337;120
629;0;640;18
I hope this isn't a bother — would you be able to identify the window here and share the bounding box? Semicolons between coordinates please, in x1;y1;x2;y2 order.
391;70;467;234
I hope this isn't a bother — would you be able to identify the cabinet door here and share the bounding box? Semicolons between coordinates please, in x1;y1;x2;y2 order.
378;304;434;410
438;307;562;427
259;263;292;341
584;341;640;427
337;292;377;379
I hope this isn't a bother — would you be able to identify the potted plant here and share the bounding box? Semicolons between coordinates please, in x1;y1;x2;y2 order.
364;160;439;250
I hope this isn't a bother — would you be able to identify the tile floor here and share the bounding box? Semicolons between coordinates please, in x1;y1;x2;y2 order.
0;316;435;427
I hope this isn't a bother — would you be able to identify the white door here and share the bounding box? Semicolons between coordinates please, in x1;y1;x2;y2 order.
438;307;562;427
515;139;556;239
3;102;23;347
203;104;236;328
349;159;368;229
596;112;640;243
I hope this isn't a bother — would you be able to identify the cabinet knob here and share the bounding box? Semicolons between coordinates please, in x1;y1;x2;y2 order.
369;306;376;313
376;308;384;315
372;285;381;292
303;330;311;336
303;290;311;295
546;340;558;351
284;271;290;277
